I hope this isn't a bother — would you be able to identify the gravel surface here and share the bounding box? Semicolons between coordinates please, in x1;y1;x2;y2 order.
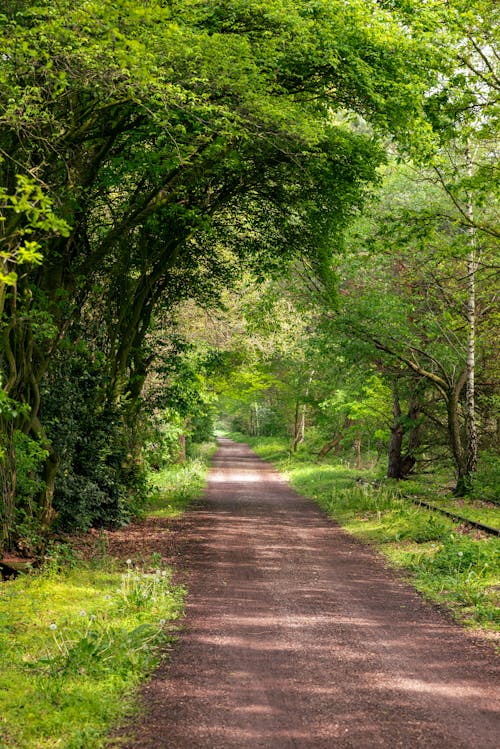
118;439;499;748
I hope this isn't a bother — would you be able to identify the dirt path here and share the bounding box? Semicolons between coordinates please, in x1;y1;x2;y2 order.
118;439;499;748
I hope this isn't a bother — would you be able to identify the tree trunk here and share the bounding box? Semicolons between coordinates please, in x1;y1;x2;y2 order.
355;437;362;469
464;142;478;485
317;434;342;460
387;382;404;478
38;451;59;532
291;400;305;452
447;372;468;494
387;384;421;480
178;433;186;464
291;370;314;452
253;402;260;437
0;423;16;552
317;418;354;460
399;395;421;477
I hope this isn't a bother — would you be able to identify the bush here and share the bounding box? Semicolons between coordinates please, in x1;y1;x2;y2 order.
42;345;149;532
471;451;500;502
8;432;48;554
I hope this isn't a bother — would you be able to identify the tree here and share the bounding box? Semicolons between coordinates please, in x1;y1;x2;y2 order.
1;0;445;548
328;149;499;489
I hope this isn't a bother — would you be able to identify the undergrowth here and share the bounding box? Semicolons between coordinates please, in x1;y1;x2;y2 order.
0;561;185;749
0;447;215;749
146;442;217;518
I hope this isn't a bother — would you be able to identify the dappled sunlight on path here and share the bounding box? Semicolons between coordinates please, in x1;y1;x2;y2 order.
120;438;499;749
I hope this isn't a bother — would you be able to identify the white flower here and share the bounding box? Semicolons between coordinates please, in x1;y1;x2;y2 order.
79;610;87;617
159;619;166;626
49;623;57;630
457;551;464;557
126;559;132;565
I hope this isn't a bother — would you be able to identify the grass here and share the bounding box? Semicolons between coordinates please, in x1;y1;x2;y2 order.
239;435;500;634
403;492;500;530
0;445;215;749
146;442;217;519
0;560;185;749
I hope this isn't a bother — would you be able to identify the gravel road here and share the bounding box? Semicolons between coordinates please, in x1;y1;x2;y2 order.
120;439;499;748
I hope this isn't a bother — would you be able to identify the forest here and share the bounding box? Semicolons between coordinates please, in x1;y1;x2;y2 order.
1;0;499;556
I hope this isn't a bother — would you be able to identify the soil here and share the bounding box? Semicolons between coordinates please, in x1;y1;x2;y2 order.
113;439;499;748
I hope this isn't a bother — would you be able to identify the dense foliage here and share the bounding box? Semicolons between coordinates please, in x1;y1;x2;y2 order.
1;0;498;552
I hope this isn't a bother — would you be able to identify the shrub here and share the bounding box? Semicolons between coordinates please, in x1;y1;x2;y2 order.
471;451;500;502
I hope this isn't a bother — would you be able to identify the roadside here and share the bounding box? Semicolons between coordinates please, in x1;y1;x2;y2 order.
243;434;500;638
116;438;500;749
0;450;213;749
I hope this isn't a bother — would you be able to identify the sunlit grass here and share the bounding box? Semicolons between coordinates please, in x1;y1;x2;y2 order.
146;442;217;518
412;496;500;530
0;445;218;749
0;564;185;749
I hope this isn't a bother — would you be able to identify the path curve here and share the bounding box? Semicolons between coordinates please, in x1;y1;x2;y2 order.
121;439;499;748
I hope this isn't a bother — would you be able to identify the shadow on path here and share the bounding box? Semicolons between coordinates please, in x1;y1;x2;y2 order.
118;439;499;748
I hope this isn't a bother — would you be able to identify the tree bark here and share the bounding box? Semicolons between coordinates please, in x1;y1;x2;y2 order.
387;383;421;479
447;370;468;493
178;434;187;464
291;401;303;452
355;437;362;469
0;423;16;552
464;142;478;485
317;418;354;460
291;370;314;451
387;382;404;478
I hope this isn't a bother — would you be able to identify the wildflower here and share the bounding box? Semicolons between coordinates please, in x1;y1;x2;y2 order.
161;570;167;577
104;595;111;601
159;619;166;626
79;610;87;617
156;569;161;576
49;623;57;630
126;559;132;565
457;551;464;557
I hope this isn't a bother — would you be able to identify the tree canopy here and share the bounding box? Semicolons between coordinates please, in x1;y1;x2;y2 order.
1;0;498;551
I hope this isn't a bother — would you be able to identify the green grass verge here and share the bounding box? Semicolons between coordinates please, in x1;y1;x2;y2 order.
243;436;500;634
0;445;216;749
145;442;218;518
0;560;185;749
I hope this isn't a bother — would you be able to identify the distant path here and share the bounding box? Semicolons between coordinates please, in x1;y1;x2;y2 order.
121;439;499;748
